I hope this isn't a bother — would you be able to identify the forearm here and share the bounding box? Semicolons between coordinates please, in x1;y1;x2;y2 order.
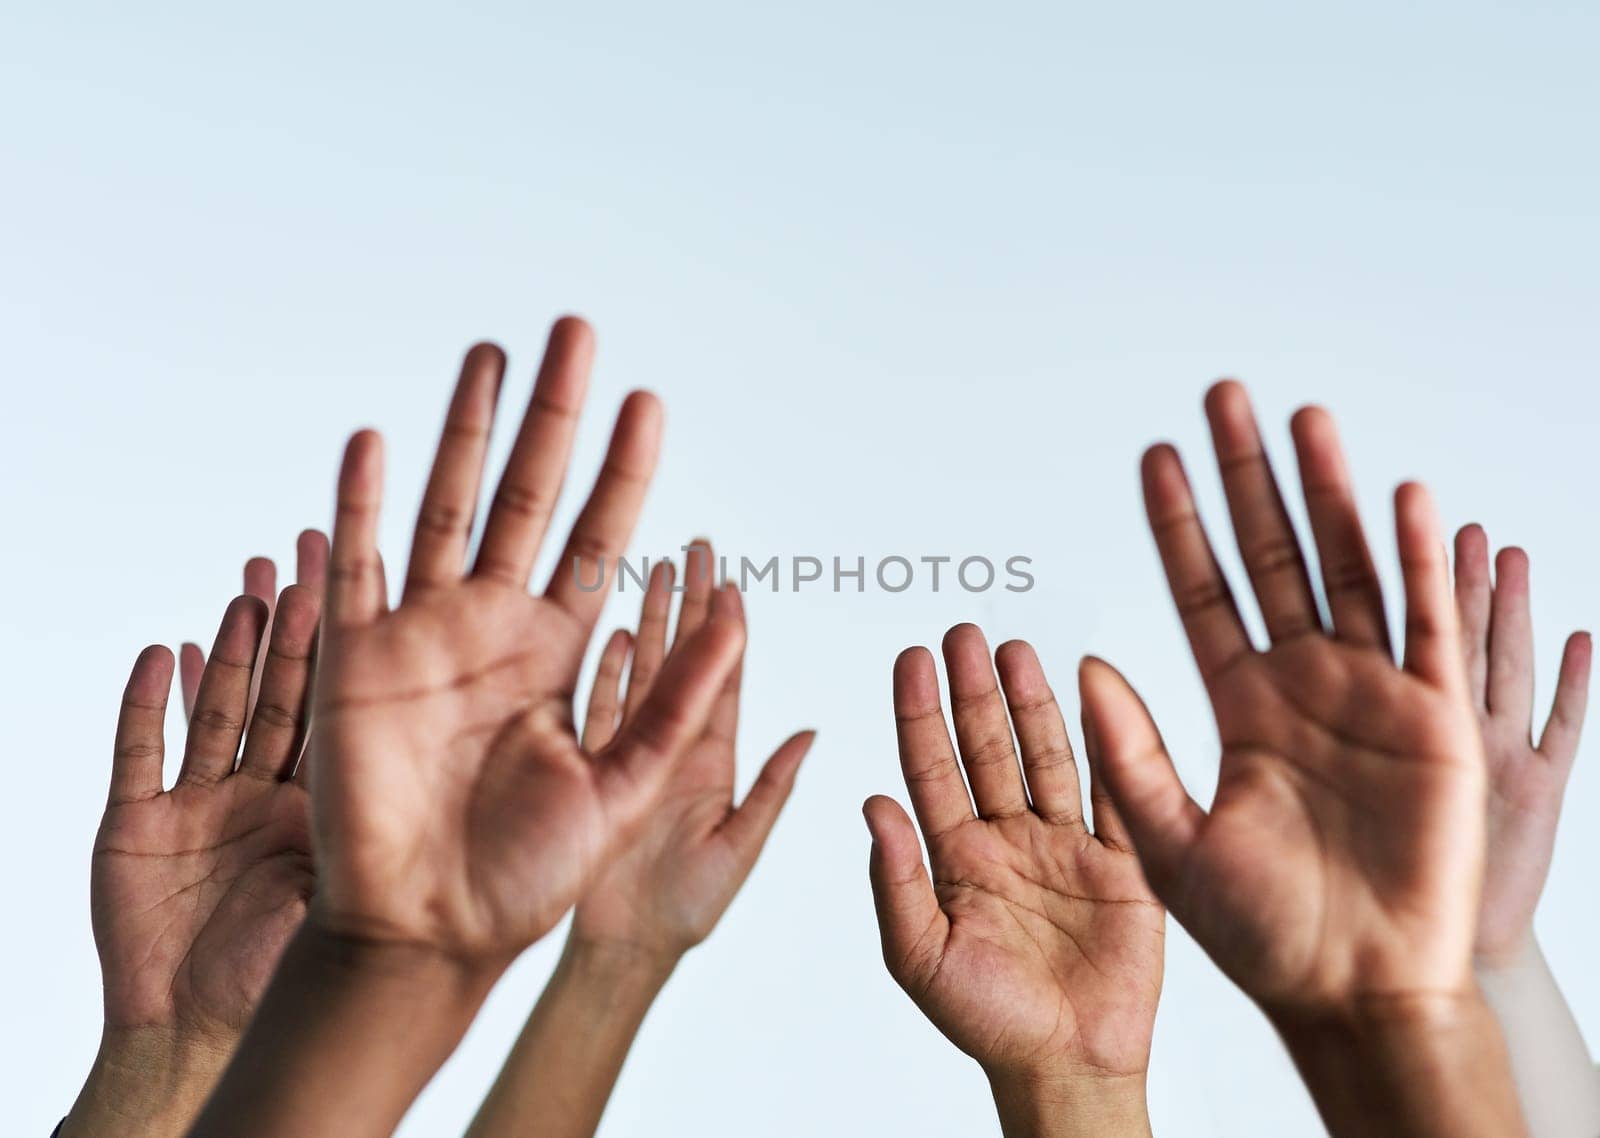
61;1026;231;1138
987;1068;1152;1138
187;920;500;1138
1275;990;1528;1138
1477;936;1600;1138
466;936;676;1138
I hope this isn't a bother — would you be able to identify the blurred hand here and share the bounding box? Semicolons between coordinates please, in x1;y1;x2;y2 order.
308;321;744;965
1084;381;1486;1019
570;541;814;960
1452;526;1590;968
865;624;1164;1100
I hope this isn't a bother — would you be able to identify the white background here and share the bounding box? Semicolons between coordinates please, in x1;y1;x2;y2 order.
3;3;1597;1133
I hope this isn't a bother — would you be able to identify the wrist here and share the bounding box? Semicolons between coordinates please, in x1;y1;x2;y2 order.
62;1025;233;1138
1474;929;1538;977
559;932;680;996
302;902;511;993
985;1064;1151;1138
1273;989;1526;1138
186;919;504;1138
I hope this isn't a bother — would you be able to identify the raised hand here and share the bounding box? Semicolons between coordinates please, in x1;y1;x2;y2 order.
1083;382;1523;1137
865;624;1163;1136
466;543;813;1138
1454;525;1599;1138
570;541;814;959
1453;526;1590;967
308;318;744;963
191;320;745;1138
64;546;324;1138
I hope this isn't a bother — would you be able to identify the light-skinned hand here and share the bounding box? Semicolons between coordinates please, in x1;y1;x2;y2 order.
570;541;814;961
1452;525;1590;968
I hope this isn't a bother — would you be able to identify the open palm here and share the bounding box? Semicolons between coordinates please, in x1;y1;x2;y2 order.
866;625;1164;1080
309;323;743;962
97;572;321;1039
1085;382;1486;1017
1452;525;1591;967
570;545;814;958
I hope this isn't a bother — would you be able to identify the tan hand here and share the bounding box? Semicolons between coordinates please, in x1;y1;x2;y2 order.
866;624;1164;1083
307;321;744;964
1086;382;1486;1018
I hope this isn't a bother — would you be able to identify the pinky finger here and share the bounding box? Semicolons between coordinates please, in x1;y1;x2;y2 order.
1394;483;1464;692
1539;631;1593;764
111;646;174;804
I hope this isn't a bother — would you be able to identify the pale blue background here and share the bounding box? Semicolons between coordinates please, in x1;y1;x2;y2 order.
2;2;1597;1133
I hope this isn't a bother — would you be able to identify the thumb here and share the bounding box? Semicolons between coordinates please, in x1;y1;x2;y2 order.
1078;656;1204;899
718;729;815;860
863;795;947;991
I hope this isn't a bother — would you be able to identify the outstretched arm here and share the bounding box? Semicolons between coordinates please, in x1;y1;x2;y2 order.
468;546;813;1138
1454;525;1599;1137
188;323;745;1138
1085;383;1526;1137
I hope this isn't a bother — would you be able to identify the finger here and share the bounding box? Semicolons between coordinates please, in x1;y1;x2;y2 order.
704;583;746;750
1079;691;1133;852
238;586;320;780
893;646;974;839
179;596;269;785
1290;407;1390;651
1487;547;1536;730
994;639;1083;826
1078;656;1204;897
1204;381;1321;642
581;629;632;753
326;430;386;630
864;795;949;990
110;646;174;805
542;390;664;631
1538;631;1592;764
179;642;205;720
623;560;674;716
242;557;279;720
474;317;595;587
243;556;278;605
942;624;1028;819
1453;524;1492;709
1395;483;1465;692
672;539;716;647
297;529;330;598
596;616;745;817
718;730;815;860
402;344;505;597
1141;444;1253;682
